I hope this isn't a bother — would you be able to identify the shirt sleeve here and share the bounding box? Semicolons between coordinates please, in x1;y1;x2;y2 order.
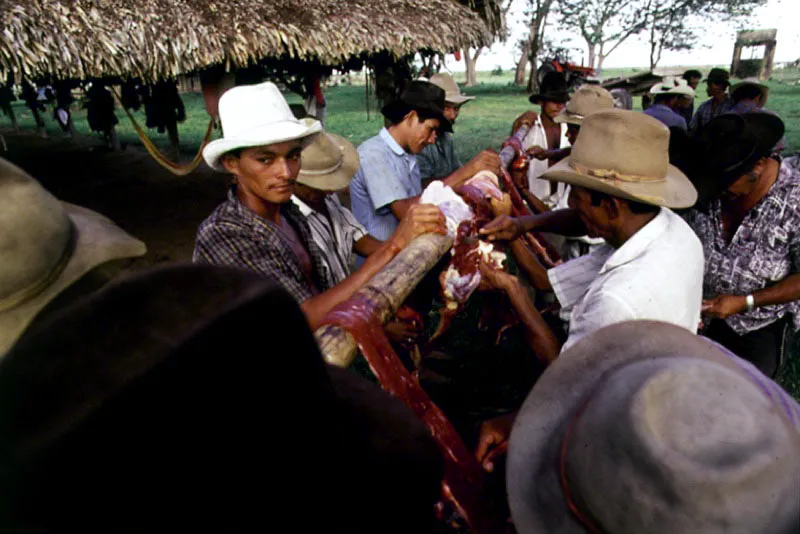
358;148;410;214
562;290;637;352
336;201;368;243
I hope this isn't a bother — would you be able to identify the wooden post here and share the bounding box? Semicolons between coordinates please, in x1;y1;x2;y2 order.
730;43;743;78
762;41;777;79
315;233;453;367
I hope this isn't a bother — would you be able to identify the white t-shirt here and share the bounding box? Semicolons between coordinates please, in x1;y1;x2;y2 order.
548;207;704;352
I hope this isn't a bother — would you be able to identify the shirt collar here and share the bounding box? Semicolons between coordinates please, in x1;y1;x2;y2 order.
379;127;406;156
290;195;315;217
600;208;669;274
228;186;302;225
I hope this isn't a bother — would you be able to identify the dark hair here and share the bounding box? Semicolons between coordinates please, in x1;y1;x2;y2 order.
683;70;702;81
732;84;762;103
653;93;678;105
384;106;442;130
588;190;660;214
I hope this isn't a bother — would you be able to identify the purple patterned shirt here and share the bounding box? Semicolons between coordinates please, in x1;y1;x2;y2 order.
686;161;800;334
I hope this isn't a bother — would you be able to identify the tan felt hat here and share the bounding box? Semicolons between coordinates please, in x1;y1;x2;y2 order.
554;85;615;125
297;131;360;192
542;109;697;208
428;73;475;105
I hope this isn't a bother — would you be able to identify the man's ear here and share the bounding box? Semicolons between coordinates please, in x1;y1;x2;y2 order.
221;154;239;175
403;110;418;127
605;196;622;220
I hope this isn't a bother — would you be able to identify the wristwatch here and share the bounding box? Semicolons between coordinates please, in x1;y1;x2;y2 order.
745;294;756;312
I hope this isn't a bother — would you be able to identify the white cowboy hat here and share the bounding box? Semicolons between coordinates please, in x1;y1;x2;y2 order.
202;81;322;171
542;109;697;208
428;73;475;105
296;131;360;192
554;85;615;125
0;158;146;356
508;321;800;534
649;76;695;98
730;77;770;103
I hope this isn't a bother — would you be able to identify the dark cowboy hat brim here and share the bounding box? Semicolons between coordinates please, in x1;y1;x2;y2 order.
381;99;453;132
529;91;570;104
0;264;442;531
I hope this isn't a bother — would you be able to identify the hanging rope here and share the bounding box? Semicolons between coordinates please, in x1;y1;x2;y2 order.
111;87;214;176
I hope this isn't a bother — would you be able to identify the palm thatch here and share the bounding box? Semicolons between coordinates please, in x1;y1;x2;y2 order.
0;0;492;83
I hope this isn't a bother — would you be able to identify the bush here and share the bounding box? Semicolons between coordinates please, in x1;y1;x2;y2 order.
491;66;503;76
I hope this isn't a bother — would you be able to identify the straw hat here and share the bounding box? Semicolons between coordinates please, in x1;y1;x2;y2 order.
554;85;615;125
508;321;800;534
202;81;322;171
541;109;697;208
296;131;360;192
649;76;695;98
428;73;475;105
0;158;146;356
731;77;770;103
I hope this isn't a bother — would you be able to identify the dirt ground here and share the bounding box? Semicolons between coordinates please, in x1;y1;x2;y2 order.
1;128;229;272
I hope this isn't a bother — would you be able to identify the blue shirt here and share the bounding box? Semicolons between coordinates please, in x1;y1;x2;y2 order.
643;104;688;131
350;128;422;241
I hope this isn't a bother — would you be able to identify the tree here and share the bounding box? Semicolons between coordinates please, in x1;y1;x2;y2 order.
463;47;483;86
514;0;557;90
514;39;531;85
641;0;767;70
463;0;514;87
558;0;649;70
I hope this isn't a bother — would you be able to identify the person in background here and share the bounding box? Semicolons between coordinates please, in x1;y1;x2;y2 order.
685;113;798;378
644;77;694;131
679;69;702;124
689;67;733;133
417;73;501;186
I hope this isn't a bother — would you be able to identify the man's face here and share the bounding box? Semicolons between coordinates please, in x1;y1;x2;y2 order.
566;124;581;145
724;159;766;199
567;186;614;239
406;112;439;154
294;182;329;206
443;103;461;125
707;82;727;98
222;140;303;204
541;100;566;121
687;77;701;90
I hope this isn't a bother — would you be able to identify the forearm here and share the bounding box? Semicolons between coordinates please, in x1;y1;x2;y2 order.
753;273;800;308
301;242;400;329
389;197;420;220
503;279;561;363
518;208;587;237
520;188;550;215
441;164;475;190
509;240;552;291
353;235;384;257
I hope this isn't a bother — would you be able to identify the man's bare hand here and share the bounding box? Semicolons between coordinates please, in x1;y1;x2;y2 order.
466;149;502;178
512;111;539;133
391;203;447;250
526;145;548;160
702;295;748;319
479;215;524;242
478;261;517;293
475;412;517;472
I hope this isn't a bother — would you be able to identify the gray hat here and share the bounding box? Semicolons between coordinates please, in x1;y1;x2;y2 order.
0;158;146;355
508;321;800;534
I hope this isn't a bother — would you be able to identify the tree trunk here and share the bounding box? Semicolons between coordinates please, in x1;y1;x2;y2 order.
527;36;542;92
463;47;482;87
587;44;597;70
515;41;530;85
527;61;538;93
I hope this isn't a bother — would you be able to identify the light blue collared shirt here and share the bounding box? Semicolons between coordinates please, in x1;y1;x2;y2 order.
350;128;422;242
643;104;688;131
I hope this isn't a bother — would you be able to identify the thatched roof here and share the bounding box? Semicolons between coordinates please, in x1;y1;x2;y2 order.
0;0;493;83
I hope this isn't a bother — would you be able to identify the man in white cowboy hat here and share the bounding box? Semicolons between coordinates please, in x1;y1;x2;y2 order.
644;77;695;131
416;73;501;184
350;81;492;250
0;158;146;356
193;82;447;330
480;110;703;354
507;320;800;534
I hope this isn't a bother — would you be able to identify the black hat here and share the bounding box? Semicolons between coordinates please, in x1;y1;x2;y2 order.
529;72;570;104
381;80;453;132
704;68;730;86
0;264;443;532
695;112;785;188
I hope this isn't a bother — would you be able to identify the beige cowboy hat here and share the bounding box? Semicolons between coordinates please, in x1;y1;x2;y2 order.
202;81;322;171
0;158;146;355
730;77;770;103
554;85;615;125
508;321;800;534
649;76;695;98
542;109;697;208
296;131;360;192
428;73;475;105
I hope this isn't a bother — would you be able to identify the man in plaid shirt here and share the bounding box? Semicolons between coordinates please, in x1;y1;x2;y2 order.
689;68;734;133
193;82;446;329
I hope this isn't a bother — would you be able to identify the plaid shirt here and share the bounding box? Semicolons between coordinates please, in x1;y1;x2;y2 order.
685;161;800;334
193;188;333;303
689;95;734;132
417;133;461;181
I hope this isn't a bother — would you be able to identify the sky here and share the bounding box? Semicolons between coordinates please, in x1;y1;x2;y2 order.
443;0;800;73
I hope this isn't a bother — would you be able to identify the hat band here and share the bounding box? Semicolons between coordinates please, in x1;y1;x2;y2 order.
569;161;666;184
299;153;344;177
0;220;76;313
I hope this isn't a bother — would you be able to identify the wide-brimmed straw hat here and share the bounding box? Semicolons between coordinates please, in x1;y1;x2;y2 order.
296;131;360;192
554;85;614;125
381;81;453;133
508;321;800;534
649;76;695;98
529;72;570;104
542;109;697;208
730;77;770;103
0;158;146;356
202;81;322;171
0;265;442;531
428;73;475;105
